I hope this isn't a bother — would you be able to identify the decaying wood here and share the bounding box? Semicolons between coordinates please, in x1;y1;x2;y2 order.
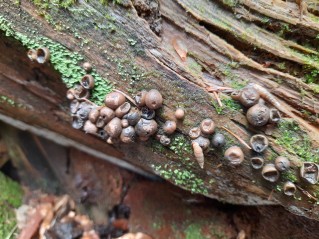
7;128;319;239
1;0;319;220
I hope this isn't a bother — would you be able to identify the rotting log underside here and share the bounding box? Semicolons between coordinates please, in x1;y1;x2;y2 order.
1;0;319;219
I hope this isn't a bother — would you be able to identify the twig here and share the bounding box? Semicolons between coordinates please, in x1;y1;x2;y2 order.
206;85;233;92
213;91;223;107
76;97;98;106
221;89;235;93
296;185;318;201
69;89;97;106
205;85;234;107
221;126;252;150
114;89;137;107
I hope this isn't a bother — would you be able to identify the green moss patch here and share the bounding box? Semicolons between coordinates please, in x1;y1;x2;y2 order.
304;67;319;85
113;58;149;94
0;16;112;105
275;119;319;163
212;96;242;115
0;172;23;239
31;0;77;10
221;0;238;8
184;224;204;239
281;170;298;183
169;135;192;158
0;95;26;109
0;172;22;208
187;58;203;78
183;222;227;239
152;134;193;165
152;164;208;195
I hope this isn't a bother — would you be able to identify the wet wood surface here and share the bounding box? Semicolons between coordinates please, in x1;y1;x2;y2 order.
1;0;319;220
2;127;319;239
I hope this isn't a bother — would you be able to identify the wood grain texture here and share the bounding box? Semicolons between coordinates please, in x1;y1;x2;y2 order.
1;0;319;220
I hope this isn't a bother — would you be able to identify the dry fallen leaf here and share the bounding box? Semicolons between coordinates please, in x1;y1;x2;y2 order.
17;205;45;239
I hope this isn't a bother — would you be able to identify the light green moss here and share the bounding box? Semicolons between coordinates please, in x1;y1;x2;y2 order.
152;164;208;195
151;134;193;166
276;62;286;70
187;58;202;78
30;0;77;10
300;109;319;124
99;0;129;5
0;172;22;208
281;170;298;183
183;222;227;239
0;16;112;105
152;218;162;230
184;224;204;239
228;75;249;90
275;119;319;163
300;48;319;84
277;23;291;37
168;134;193;165
222;0;238;8
211;101;223;115
151;140;166;154
0;95;26;109
260;16;270;24
304;67;319;84
0;172;23;239
222;98;241;111
275;184;282;192
28;0;77;30
212;96;241;115
208;179;215;184
291;50;319;70
309;14;319;23
113;58;150;94
169;135;192;157
308;83;319;94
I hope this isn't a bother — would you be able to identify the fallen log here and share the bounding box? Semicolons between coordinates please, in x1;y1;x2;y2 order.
1;0;319;220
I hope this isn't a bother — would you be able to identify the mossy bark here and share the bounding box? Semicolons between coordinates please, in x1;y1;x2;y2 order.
1;0;319;220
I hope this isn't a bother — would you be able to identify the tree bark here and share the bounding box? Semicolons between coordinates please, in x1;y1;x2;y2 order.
1;0;319;220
